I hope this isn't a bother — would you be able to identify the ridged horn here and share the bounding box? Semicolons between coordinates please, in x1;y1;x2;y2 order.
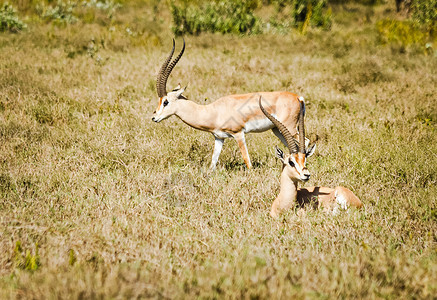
161;38;185;96
298;99;305;153
156;39;175;97
259;96;298;154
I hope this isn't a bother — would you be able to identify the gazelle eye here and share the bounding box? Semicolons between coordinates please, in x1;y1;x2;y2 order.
288;159;295;167
163;100;169;107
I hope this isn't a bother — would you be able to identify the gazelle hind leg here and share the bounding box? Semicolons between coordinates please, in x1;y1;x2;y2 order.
234;132;252;169
335;189;348;210
334;187;363;210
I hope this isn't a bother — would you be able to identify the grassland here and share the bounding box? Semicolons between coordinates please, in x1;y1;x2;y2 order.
0;1;436;298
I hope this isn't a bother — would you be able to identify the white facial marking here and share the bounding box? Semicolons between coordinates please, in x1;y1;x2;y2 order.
290;156;303;174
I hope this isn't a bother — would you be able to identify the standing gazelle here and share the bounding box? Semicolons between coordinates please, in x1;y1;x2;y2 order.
152;39;305;170
259;96;363;218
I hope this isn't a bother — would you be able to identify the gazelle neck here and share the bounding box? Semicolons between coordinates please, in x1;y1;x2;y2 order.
173;100;215;132
271;168;299;217
279;168;299;203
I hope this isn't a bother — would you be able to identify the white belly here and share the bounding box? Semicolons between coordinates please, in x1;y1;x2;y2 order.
244;117;275;133
213;131;232;139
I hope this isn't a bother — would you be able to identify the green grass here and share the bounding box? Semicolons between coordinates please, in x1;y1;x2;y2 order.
0;1;436;298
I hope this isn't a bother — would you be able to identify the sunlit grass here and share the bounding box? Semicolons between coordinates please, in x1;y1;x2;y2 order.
0;1;436;298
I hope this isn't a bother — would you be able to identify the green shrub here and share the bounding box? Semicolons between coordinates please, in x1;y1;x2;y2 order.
36;0;122;25
411;0;437;29
170;0;262;35
81;0;122;19
375;0;436;53
83;0;122;11
37;0;78;25
328;0;384;4
274;0;331;30
73;0;122;25
13;241;41;272
376;19;429;51
0;2;27;33
292;0;329;26
170;0;331;35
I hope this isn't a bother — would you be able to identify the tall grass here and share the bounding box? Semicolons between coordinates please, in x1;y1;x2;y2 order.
0;1;436;298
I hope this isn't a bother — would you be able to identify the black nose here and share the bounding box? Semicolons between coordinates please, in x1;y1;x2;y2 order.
152;117;155;121
303;174;310;181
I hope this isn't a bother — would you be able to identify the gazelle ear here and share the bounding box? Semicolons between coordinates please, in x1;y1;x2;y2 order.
172;83;182;91
306;143;316;158
175;85;188;99
305;137;310;149
275;146;286;164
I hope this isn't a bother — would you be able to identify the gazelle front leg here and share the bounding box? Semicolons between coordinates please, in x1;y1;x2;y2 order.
234;132;252;169
210;137;225;170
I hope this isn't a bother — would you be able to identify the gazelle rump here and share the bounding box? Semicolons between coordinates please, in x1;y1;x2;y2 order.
259;96;363;218
152;39;303;170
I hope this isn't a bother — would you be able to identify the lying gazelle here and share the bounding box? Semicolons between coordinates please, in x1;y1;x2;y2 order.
259;96;363;218
152;39;305;170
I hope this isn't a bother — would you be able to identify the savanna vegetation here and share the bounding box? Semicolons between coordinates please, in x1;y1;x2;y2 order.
0;0;436;298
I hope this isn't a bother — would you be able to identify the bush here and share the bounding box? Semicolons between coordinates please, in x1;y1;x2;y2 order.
411;0;437;29
13;241;40;272
81;0;122;19
0;2;27;33
37;0;78;25
170;0;332;35
328;0;384;4
292;0;329;26
375;0;436;53
36;0;122;25
170;0;263;35
376;19;431;52
274;0;331;30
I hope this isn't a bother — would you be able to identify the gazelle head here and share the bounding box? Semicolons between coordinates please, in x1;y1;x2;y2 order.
259;96;316;182
152;39;187;123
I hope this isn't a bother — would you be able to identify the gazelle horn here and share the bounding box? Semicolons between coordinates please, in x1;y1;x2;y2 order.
161;38;185;97
298;99;305;153
156;39;175;98
259;96;298;154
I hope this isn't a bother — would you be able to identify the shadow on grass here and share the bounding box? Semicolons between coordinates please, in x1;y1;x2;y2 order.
223;159;265;171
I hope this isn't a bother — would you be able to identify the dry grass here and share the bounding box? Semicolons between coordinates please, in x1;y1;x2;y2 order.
0;2;436;299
